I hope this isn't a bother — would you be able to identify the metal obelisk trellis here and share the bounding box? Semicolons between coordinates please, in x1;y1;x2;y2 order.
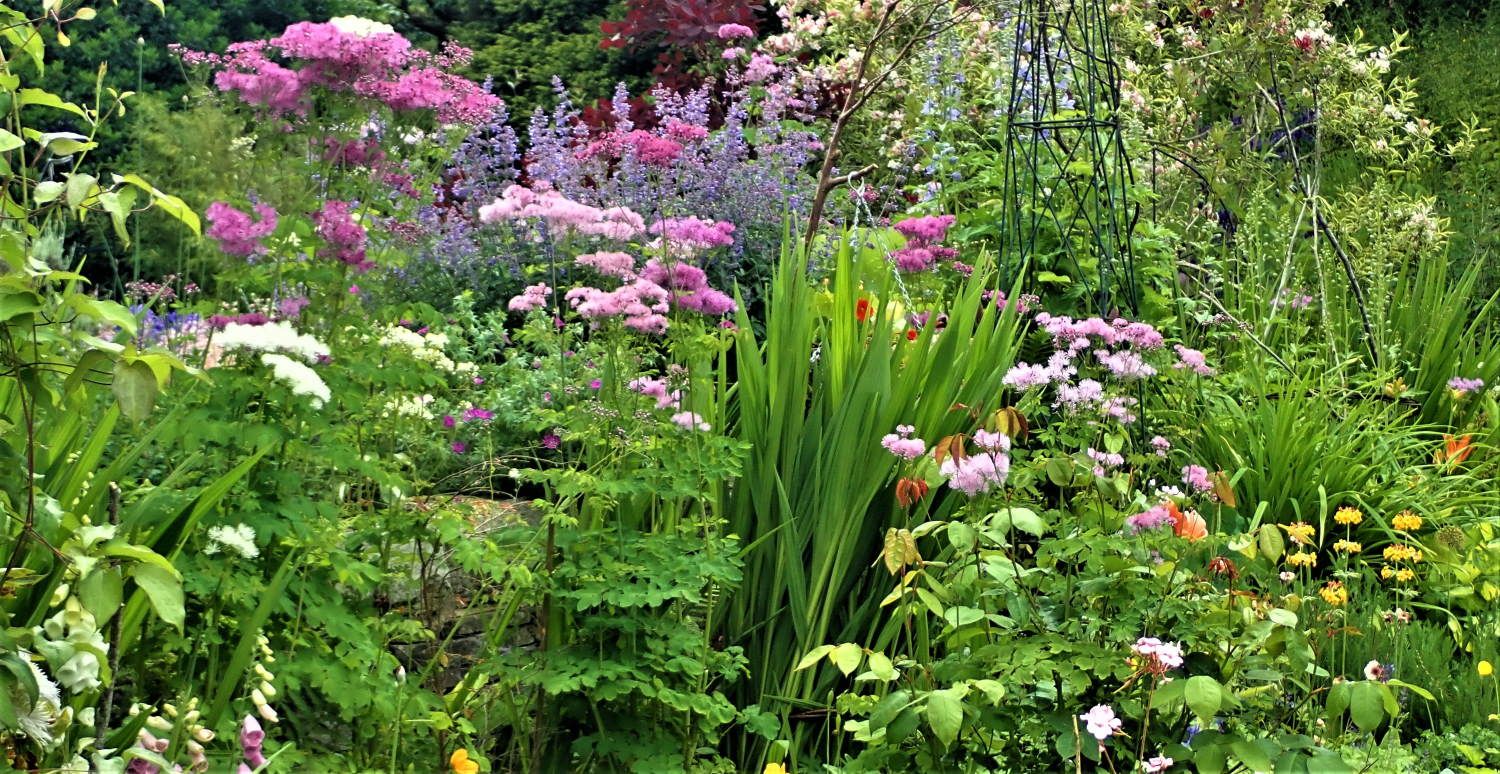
1001;0;1140;314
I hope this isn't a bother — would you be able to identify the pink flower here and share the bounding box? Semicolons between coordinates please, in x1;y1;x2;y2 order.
1449;376;1485;393
1172;345;1214;376
1131;636;1185;674
1364;659;1389;682
722;47;745;60
671;411;711;431
717;23;755;40
575;251;637;279
940;451;1008;496
508;283;551;312
1079;704;1121;742
1143;755;1174;773
240;715;266;769
313;200;371;271
1150;435;1171;458
206;202;278;256
1125;505;1174;534
462;407;494;422
541;432;561;449
1181;465;1213;493
881;425;927;460
441;415;455;428
451;441;467;454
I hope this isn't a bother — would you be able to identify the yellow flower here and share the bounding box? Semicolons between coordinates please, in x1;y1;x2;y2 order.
764;764;790;774
1287;550;1317;568
1383;544;1418;563
1480;660;1495;677
1319;581;1349;606
1282;522;1317;546
1381;565;1396;580
1334;507;1363;525
450;749;479;774
1332;539;1362;554
1392;511;1422;531
1394;568;1416;583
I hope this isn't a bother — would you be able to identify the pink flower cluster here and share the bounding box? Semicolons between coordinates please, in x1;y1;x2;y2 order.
206;202;278;256
880;425;926;460
313;200;371;271
1172;344;1215;376
640;259;737;315
1131;636;1185;676
889;214;958;273
650;217;737;255
717;23;755;40
629;376;682;410
575;251;636;278
508;282;551;312
182;22;500;124
547;250;735;333
1449;376;1485;393
1182;464;1213;493
1079;705;1121;742
940;431;1011;497
566;280;672;334
1037;313;1165;351
1086;447;1125;477
1125;504;1175;534
479;184;646;240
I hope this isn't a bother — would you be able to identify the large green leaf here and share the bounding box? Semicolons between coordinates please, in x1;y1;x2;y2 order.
926;688;964;747
129;564;183;631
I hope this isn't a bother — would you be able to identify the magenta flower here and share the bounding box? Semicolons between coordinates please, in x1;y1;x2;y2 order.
462;407;494;422
1125;505;1174;534
588;378;602;390
240;715;266;769
540;432;561;449
206;201;278;256
450;441;467;454
442;415;456;428
314;200;371;271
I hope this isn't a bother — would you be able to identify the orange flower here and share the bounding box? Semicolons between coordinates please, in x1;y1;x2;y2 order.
450;748;479;774
855;298;873;323
894;477;929;508
1436;434;1474;465
1172;507;1208;541
905;328;919;341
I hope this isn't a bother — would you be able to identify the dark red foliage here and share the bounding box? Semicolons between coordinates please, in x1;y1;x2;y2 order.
601;0;763;52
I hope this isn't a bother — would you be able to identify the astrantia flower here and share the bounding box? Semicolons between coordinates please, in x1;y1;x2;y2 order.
1279;570;1296;582
205;523;260;559
1364;660;1390;682
1079;704;1121;741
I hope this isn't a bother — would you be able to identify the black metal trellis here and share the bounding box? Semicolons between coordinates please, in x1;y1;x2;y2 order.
1001;0;1140;315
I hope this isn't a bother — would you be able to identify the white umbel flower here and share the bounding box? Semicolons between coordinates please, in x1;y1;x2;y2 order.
261;353;332;407
218;321;329;363
328;15;396;37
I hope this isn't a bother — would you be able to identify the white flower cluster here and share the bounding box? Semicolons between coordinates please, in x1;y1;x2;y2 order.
261;354;332;408
328;15;395;37
382;393;435;420
218;321;329;363
378;325;477;375
205;523;259;560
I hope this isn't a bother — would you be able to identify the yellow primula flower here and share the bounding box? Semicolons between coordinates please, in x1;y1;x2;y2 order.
1282;522;1316;546
1383;544;1418;563
1334;507;1363;525
764;764;790;774
1381;565;1397;580
1287;550;1317;568
1394;568;1416;583
1332;539;1362;554
450;749;479;774
1319;581;1349;606
1392;511;1422;531
1480;660;1495;677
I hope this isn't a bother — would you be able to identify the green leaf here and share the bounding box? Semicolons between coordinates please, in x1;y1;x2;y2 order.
1231;738;1275;772
19;89;87;119
1267;608;1298;627
795;645;835;671
32;180;63;203
1348;681;1385;732
111;359;157;420
1257;524;1286;563
111;174;199;235
129;564;183;631
1185;675;1224;721
926;688;964;747
1385;679;1435;701
79;567;123;625
831;643;862;676
0;289;41;323
991;506;1047;536
0;130;21;152
866;651;896;681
